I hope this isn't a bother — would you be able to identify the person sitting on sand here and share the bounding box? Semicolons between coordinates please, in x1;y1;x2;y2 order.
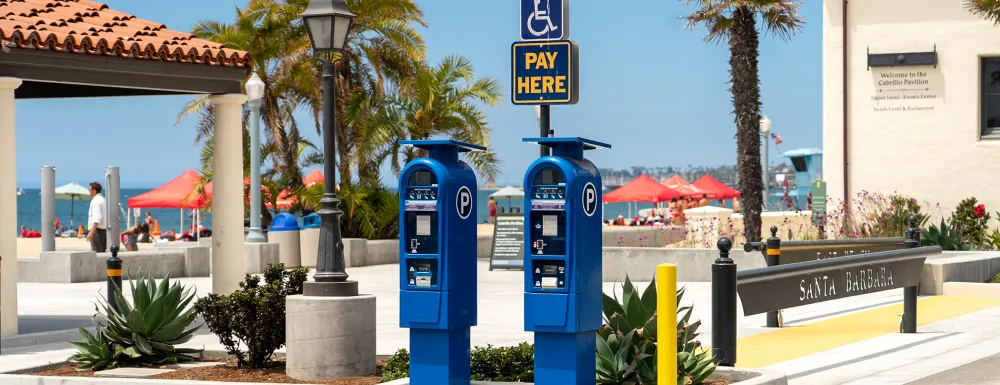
121;222;150;252
698;194;709;207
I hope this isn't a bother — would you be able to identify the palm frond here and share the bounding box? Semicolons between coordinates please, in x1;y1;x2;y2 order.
966;0;1000;26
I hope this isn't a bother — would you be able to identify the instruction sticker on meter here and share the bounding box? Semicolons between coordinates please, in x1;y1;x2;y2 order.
542;215;558;236
416;215;431;236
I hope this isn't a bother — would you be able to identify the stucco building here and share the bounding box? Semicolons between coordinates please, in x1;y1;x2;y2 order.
823;0;1000;219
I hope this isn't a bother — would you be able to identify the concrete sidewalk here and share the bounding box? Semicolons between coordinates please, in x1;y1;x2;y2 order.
5;261;1000;384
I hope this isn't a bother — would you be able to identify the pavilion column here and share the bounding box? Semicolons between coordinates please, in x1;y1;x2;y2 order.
209;94;248;294
0;77;21;336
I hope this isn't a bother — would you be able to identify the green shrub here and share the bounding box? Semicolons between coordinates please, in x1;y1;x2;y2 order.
70;272;203;370
193;263;308;368
379;349;410;382
378;343;534;383
469;343;534;382
294;182;400;240
876;195;928;238
952;197;991;248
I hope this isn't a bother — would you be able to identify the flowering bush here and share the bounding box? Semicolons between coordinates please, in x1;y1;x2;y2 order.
952;197;991;248
820;191;929;240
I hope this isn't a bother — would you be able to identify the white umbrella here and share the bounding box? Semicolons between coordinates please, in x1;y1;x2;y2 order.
54;182;91;227
489;186;525;211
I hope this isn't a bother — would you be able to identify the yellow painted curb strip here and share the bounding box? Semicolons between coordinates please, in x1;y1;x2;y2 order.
716;296;1000;368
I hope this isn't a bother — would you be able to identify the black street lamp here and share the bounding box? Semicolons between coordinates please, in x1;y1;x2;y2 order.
301;0;356;297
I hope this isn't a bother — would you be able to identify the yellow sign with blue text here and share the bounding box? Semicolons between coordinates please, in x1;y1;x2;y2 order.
511;40;579;105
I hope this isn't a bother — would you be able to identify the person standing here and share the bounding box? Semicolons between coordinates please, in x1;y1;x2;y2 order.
87;182;107;253
488;197;497;224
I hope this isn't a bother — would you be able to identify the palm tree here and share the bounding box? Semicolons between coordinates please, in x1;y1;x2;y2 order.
179;0;313;189
682;0;803;241
287;0;428;186
358;55;503;184
181;0;427;188
966;0;1000;25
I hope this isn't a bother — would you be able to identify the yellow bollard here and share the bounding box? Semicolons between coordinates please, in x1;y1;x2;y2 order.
657;263;677;383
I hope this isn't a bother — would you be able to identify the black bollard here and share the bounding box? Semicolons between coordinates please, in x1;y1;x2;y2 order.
107;245;122;313
901;215;919;333
712;237;737;367
765;226;781;327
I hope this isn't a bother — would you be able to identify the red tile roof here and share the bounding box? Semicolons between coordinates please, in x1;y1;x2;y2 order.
0;0;251;68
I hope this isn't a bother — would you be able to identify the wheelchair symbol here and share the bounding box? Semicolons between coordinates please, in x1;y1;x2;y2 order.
526;0;559;37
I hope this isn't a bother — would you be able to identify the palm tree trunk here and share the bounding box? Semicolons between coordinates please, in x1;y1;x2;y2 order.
730;5;764;242
336;61;354;187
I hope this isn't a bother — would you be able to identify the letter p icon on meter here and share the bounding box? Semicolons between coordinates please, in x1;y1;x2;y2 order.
456;186;472;219
582;183;597;217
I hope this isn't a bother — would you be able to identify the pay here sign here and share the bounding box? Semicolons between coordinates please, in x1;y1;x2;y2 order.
511;40;579;105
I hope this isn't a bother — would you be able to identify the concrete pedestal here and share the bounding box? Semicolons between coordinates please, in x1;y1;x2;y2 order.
268;230;301;268
299;228;319;268
244;242;279;274
286;294;377;381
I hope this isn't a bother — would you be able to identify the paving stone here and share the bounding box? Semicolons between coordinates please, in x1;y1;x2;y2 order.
171;361;226;369
94;367;175;378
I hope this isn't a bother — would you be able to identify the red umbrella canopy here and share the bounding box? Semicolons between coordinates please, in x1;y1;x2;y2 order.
603;175;681;203
303;169;324;187
663;175;702;198
127;170;208;209
692;175;741;200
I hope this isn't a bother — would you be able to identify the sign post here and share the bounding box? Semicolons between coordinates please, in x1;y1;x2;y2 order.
811;179;827;239
514;0;578;155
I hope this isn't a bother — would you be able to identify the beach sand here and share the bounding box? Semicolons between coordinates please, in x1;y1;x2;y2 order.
17;237;93;258
16;225;499;258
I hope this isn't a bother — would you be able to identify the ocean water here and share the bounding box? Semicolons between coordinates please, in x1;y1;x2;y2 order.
17;189;212;234
474;189;737;223
17;188;757;235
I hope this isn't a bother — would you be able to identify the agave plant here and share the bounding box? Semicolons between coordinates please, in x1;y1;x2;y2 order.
597;276;716;385
69;326;123;371
921;218;972;251
98;271;203;365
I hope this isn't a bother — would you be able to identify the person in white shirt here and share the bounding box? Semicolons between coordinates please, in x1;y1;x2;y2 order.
87;182;107;253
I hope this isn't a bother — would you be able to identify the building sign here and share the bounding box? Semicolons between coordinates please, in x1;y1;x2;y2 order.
735;252;927;316
810;179;826;226
511;40;580;105
871;70;941;112
490;215;525;270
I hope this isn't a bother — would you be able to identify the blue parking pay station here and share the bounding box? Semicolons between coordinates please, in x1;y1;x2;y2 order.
522;137;609;384
398;140;482;385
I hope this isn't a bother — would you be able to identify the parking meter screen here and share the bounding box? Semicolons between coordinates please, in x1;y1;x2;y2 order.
405;170;438;255
529;168;566;256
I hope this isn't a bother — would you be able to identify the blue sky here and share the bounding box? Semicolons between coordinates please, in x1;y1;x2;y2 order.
13;0;821;188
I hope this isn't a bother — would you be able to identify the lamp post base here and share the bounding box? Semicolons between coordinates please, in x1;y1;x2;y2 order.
303;280;359;297
246;227;266;243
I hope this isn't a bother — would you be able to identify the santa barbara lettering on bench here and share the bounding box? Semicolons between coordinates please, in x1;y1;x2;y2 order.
846;267;894;292
798;266;895;302
799;275;836;301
